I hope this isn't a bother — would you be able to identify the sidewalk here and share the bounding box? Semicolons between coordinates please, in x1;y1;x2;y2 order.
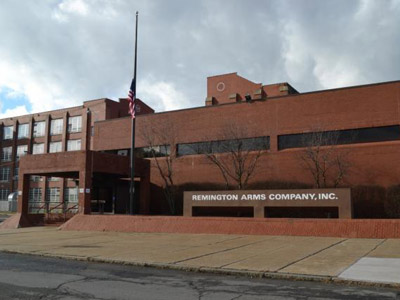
0;227;399;287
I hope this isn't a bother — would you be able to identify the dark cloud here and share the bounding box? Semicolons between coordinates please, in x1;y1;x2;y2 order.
0;0;399;116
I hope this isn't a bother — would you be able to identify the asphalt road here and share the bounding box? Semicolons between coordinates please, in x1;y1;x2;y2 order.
0;252;399;299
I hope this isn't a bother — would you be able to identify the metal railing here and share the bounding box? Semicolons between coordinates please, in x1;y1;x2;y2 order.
28;201;79;215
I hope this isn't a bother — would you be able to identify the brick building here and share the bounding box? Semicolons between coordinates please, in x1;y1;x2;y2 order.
2;73;400;224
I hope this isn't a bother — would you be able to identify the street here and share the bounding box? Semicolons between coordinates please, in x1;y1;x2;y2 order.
0;252;398;300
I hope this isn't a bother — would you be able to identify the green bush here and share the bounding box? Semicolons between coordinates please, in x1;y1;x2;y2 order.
351;185;387;218
385;185;400;218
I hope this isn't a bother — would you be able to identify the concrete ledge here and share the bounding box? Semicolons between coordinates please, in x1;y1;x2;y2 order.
60;215;400;238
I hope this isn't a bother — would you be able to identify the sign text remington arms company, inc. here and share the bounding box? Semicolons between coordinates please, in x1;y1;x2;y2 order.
191;192;340;201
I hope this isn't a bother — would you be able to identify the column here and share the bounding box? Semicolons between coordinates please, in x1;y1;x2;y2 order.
17;173;30;215
62;112;68;151
78;151;92;214
44;115;50;153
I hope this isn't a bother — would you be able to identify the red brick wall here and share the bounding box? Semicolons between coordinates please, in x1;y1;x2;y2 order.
92;81;400;214
60;215;400;239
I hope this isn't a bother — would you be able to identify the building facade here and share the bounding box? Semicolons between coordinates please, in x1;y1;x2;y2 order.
0;97;153;216
2;73;400;223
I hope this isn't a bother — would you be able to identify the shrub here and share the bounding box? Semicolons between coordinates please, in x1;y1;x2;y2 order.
351;185;387;218
385;185;400;218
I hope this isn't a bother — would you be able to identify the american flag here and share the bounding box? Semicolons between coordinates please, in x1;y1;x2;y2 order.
128;78;136;119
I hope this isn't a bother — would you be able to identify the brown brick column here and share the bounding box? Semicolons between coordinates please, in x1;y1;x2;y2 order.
11;121;18;193
62;112;68;151
27;117;34;154
17;173;30;215
81;108;90;150
44;115;50;153
78;151;92;214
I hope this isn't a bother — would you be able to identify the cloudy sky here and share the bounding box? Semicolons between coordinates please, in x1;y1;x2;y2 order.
0;0;399;118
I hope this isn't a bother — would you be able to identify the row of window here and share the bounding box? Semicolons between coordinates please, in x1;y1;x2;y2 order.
0;167;72;182
133;137;270;158
278;125;400;150
2;125;399;163
0;139;81;161
30;176;60;182
28;187;78;203
2;116;82;140
134;125;400;157
177;137;270;157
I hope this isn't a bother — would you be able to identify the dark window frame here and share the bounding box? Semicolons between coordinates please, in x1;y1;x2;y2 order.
177;136;270;157
278;125;400;150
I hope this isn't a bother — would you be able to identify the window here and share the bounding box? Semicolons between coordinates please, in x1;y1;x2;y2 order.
16;145;28;160
0;168;10;182
18;123;30;139
30;175;43;182
46;187;60;202
136;145;170;158
67;139;81;151
32;143;44;155
29;188;42;202
3;126;13;140
68;116;82;133
1;146;12;162
14;168;19;181
0;189;9;201
47;177;60;182
50;119;63;135
33;121;46;137
117;149;129;156
64;187;78;203
49;141;62;153
177;137;270;157
278;125;400;150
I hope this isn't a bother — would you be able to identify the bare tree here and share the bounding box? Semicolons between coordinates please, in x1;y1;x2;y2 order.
299;129;351;188
198;123;268;190
138;117;177;214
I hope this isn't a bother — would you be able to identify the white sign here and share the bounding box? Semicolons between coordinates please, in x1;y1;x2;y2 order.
192;194;266;201
192;192;339;201
269;193;339;201
79;188;84;194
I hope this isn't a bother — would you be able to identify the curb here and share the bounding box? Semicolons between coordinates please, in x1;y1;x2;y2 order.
2;249;400;289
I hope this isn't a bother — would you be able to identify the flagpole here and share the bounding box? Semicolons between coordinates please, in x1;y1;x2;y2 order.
129;11;138;215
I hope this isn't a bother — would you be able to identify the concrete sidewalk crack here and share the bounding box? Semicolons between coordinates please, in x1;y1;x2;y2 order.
364;238;387;257
275;238;348;272
172;239;270;264
219;245;288;269
211;236;244;245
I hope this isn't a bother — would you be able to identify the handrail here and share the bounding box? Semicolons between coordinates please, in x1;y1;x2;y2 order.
48;202;64;213
28;201;79;216
36;202;47;213
63;203;78;221
64;204;78;213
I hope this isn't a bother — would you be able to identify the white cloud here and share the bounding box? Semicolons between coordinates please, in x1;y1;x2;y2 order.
0;105;29;119
59;0;89;15
0;60;79;114
138;78;190;112
0;0;399;118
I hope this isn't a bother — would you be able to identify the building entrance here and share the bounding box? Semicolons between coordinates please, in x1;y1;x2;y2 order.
92;176;141;214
